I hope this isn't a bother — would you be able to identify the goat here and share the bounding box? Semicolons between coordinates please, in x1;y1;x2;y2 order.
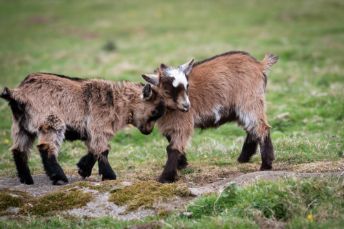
142;51;278;183
1;73;165;185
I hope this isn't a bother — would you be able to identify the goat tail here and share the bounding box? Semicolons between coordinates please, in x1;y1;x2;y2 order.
261;53;279;74
0;87;13;101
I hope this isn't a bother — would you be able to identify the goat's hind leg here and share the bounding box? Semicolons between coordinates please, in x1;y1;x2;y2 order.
86;136;116;181
237;132;258;163
11;124;35;184
259;131;274;170
37;117;68;185
236;107;274;170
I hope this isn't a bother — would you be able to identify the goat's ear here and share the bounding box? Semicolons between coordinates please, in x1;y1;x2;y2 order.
142;84;153;100
160;63;168;70
142;73;159;86
180;58;194;75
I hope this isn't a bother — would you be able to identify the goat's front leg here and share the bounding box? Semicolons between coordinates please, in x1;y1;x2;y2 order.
159;132;191;183
97;150;116;180
158;145;181;183
77;152;97;178
165;134;188;170
259;132;274;170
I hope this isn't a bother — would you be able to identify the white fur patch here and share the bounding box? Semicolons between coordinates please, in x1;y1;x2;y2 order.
184;94;190;107
166;68;188;88
236;109;257;132
213;105;222;124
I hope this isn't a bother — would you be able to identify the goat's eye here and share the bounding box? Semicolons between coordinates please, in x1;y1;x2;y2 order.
152;109;159;116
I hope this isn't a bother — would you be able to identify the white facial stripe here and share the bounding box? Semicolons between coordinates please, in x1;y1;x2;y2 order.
184;94;190;106
166;68;188;88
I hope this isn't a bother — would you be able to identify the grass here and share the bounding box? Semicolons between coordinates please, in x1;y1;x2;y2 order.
0;0;343;227
183;177;344;228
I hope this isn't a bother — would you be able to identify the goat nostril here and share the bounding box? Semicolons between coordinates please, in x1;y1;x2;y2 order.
182;103;190;111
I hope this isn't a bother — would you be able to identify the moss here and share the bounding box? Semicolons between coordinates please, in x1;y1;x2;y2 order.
109;181;191;211
22;189;92;216
0;189;31;214
63;180;123;193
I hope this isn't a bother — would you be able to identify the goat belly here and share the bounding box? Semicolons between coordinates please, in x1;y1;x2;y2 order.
194;109;237;129
64;125;87;141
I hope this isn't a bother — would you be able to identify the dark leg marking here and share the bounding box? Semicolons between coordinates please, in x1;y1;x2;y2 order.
177;153;188;170
237;133;258;163
77;153;97;178
98;150;116;181
38;144;68;185
165;134;188;170
12;149;34;185
159;145;180;183
259;133;274;170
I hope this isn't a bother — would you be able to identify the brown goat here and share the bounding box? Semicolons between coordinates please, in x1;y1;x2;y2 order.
143;51;278;183
1;73;164;185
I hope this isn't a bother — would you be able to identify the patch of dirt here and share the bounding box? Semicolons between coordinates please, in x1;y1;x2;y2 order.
0;175;85;196
67;192;155;220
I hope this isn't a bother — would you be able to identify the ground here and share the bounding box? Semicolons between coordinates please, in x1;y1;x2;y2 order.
0;0;343;228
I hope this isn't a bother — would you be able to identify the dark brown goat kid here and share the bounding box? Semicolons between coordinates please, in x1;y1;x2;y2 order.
1;73;164;185
143;51;278;183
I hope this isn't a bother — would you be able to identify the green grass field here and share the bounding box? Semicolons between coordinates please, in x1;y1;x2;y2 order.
0;0;343;228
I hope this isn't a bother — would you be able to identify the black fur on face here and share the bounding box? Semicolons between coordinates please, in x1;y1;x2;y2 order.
148;100;165;122
160;77;186;102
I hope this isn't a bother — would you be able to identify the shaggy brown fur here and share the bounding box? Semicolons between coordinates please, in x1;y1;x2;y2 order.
143;51;278;183
1;73;165;185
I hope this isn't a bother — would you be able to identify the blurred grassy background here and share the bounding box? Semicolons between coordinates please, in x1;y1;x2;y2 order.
0;0;343;178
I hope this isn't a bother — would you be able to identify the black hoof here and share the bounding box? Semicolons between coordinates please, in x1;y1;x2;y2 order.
77;153;97;178
101;172;116;181
260;164;273;171
78;168;90;179
98;150;116;181
19;174;34;185
158;171;177;183
237;156;251;163
52;179;68;185
51;173;69;185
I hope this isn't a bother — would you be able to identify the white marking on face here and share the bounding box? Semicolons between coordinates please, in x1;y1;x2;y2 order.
184;94;190;106
213;105;222;124
166;68;188;88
